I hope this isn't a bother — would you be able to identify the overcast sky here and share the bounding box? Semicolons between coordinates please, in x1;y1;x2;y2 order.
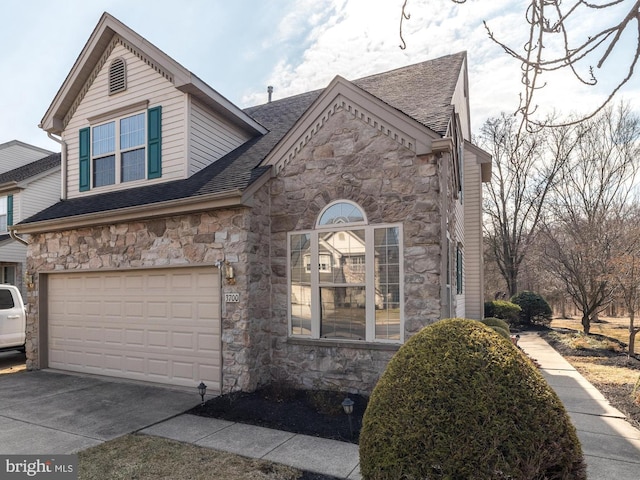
2;0;638;152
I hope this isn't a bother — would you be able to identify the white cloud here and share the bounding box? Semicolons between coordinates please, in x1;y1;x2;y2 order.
0;0;637;151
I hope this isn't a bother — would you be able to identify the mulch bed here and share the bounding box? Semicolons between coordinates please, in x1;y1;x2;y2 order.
188;386;367;445
188;387;367;480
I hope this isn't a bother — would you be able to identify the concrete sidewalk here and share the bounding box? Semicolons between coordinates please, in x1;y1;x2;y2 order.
140;415;361;479
518;332;640;479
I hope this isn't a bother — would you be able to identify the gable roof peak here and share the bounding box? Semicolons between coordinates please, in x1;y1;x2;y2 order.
41;12;265;136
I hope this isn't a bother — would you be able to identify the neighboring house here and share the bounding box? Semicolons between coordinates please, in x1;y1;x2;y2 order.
0;140;60;294
12;13;491;395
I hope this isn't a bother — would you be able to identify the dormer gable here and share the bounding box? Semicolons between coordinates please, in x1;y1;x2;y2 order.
41;13;264;136
41;13;267;200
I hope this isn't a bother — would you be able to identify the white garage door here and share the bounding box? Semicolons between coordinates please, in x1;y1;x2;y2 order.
47;267;221;390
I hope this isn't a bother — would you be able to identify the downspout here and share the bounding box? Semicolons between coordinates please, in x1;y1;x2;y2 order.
46;131;67;200
9;228;28;246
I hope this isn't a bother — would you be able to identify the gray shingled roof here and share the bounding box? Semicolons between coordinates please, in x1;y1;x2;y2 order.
19;52;464;226
0;153;61;186
353;52;464;136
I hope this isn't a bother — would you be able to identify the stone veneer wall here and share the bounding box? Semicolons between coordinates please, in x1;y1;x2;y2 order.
22;109;453;396
24;209;267;392
264;109;444;394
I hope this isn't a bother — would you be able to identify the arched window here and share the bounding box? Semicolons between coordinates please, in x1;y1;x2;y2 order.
289;200;403;343
109;58;127;95
317;201;366;226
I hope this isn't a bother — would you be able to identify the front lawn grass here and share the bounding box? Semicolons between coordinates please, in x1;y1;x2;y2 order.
78;434;302;480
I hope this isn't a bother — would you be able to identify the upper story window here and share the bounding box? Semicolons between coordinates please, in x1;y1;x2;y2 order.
92;112;145;187
109;58;127;95
289;200;403;343
0;195;12;233
0;197;7;233
79;106;162;192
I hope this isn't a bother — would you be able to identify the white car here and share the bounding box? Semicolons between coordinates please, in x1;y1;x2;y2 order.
0;285;26;353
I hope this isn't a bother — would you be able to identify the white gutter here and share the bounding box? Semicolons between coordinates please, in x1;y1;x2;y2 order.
46;131;67;200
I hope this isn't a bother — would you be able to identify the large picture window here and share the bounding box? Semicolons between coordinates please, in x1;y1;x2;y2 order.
289;201;403;343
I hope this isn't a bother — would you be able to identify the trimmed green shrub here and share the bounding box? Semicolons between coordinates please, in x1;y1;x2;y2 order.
481;317;511;332
485;300;522;324
511;291;553;326
359;318;586;480
479;318;510;339
491;325;511;340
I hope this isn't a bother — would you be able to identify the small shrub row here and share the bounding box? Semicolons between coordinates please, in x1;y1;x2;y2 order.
485;291;552;327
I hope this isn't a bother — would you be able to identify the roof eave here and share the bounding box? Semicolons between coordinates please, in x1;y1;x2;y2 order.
464;140;492;182
0;181;20;196
177;75;267;135
11;189;244;235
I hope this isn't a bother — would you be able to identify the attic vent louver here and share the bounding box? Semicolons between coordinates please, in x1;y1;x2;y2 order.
109;58;126;95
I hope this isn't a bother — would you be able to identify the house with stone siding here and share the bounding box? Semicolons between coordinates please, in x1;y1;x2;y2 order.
11;13;491;395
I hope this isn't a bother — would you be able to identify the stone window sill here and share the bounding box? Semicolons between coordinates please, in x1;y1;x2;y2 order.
287;337;401;351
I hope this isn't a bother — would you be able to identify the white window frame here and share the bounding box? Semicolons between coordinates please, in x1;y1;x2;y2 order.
91;110;147;188
0;197;6;233
288;201;404;344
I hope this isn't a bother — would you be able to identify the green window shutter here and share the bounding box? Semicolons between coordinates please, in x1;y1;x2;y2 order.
456;246;463;294
79;127;90;191
147;106;162;179
7;195;13;226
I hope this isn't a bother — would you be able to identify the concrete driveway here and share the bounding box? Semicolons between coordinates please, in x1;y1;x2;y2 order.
0;349;26;374
0;370;201;454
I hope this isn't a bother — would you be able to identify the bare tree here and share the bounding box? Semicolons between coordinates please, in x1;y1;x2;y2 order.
400;0;640;128
609;204;640;356
541;103;640;334
479;113;576;297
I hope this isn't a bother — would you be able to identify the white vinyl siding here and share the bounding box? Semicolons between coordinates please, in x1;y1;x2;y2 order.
17;170;60;222
0;142;53;175
454;194;466;319
188;98;252;176
463;149;484;319
63;42;185;198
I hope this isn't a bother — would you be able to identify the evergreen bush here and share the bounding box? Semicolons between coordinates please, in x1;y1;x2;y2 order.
481;317;511;332
484;300;522;324
359;318;586;480
511;291;553;326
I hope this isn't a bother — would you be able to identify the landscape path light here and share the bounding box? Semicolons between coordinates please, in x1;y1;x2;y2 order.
198;382;207;406
341;396;354;440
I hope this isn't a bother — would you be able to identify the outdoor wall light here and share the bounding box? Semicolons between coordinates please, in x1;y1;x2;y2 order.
341;396;354;439
25;273;34;289
224;261;236;285
197;382;207;406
